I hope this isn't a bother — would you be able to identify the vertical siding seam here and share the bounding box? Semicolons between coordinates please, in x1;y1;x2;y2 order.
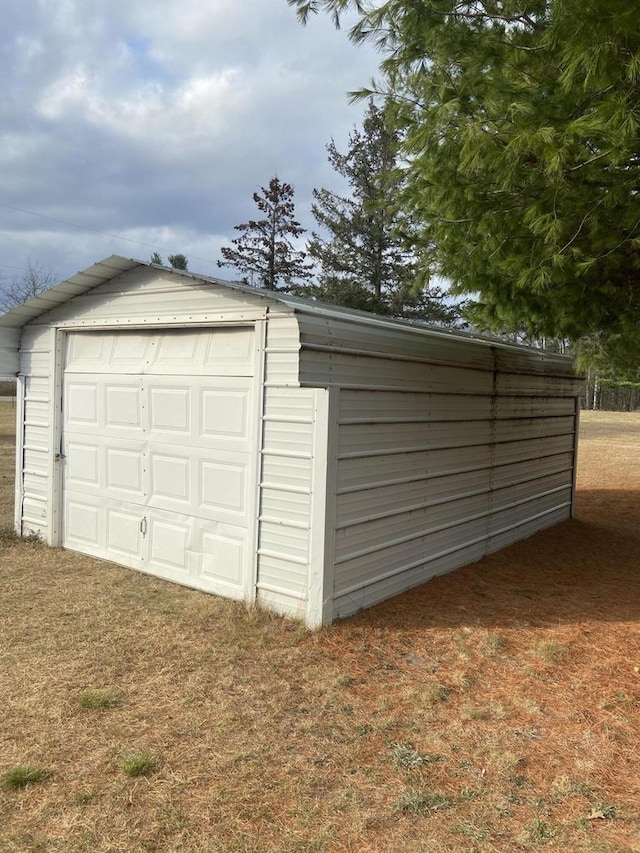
488;347;499;551
570;396;580;519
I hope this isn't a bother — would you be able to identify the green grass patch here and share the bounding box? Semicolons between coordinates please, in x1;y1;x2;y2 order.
119;751;159;778
2;765;50;790
78;688;122;710
533;641;566;665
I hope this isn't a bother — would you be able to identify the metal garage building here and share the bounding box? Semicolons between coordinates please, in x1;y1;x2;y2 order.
0;256;582;626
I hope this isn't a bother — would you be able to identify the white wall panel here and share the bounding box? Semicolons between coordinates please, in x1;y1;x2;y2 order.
262;420;314;456
494;396;576;418
337;468;491;524
300;350;495;393
261;454;313;491
493;434;575;465
256;386;316;614
491;453;574;489
19;349;50;376
496;372;582;397
263;316;300;386
334;515;491;596
337;446;493;491
17;326;53;539
297;313;496;370
335;492;492;562
338;420;493;454
493;416;575;443
328;353;579;620
333;540;487;619
339;390;492;422
41;278;267;328
487;505;570;553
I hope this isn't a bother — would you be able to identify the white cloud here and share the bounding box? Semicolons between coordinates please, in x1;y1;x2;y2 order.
0;0;380;280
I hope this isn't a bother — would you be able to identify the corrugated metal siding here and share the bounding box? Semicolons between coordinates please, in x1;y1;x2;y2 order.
38;269;269;328
295;312;577;392
300;349;496;393
297;315;496;371
255;387;317;618
263;314;300;387
19;329;52;536
331;380;578;620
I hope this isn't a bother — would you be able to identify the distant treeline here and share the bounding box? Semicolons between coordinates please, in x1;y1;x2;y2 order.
582;375;640;412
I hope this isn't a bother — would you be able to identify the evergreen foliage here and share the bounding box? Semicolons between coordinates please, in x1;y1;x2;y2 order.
306;100;460;324
289;0;640;369
149;252;189;270
218;177;313;290
167;253;188;270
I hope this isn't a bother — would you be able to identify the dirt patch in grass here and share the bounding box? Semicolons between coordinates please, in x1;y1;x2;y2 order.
0;406;639;851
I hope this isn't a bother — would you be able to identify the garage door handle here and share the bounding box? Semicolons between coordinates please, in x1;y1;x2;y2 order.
139;517;147;538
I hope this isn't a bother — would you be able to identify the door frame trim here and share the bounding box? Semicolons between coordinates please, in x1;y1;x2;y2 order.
50;327;65;547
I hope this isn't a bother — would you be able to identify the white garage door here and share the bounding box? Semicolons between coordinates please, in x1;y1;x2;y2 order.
62;327;257;599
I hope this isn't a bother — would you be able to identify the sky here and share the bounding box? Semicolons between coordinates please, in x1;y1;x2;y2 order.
0;0;380;285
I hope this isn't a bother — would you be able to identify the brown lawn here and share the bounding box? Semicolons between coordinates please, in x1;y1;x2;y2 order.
0;405;639;852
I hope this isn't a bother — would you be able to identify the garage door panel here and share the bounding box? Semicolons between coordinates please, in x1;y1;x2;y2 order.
65;376;145;440
65;442;101;490
106;506;146;564
149;451;191;503
203;326;254;374
63;328;256;598
66;332;111;371
145;446;251;523
106;446;146;499
202;388;250;440
66;382;99;428
106;383;144;432
149;386;191;435
110;331;156;367
65;494;103;551
147;512;194;578
153;330;202;370
196;520;247;596
200;456;247;519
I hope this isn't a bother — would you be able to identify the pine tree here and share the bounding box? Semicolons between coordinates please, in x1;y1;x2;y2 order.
307;100;459;323
149;252;189;270
167;254;188;271
217;178;313;290
289;0;640;369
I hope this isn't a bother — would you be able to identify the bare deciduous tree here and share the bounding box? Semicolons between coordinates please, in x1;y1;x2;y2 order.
0;260;58;312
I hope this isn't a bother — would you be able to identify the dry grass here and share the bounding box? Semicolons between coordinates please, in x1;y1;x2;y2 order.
0;406;639;852
0;400;15;522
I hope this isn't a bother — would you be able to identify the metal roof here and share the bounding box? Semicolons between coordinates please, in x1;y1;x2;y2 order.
0;254;574;371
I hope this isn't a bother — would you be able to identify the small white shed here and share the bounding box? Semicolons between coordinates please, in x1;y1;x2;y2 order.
0;256;582;626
